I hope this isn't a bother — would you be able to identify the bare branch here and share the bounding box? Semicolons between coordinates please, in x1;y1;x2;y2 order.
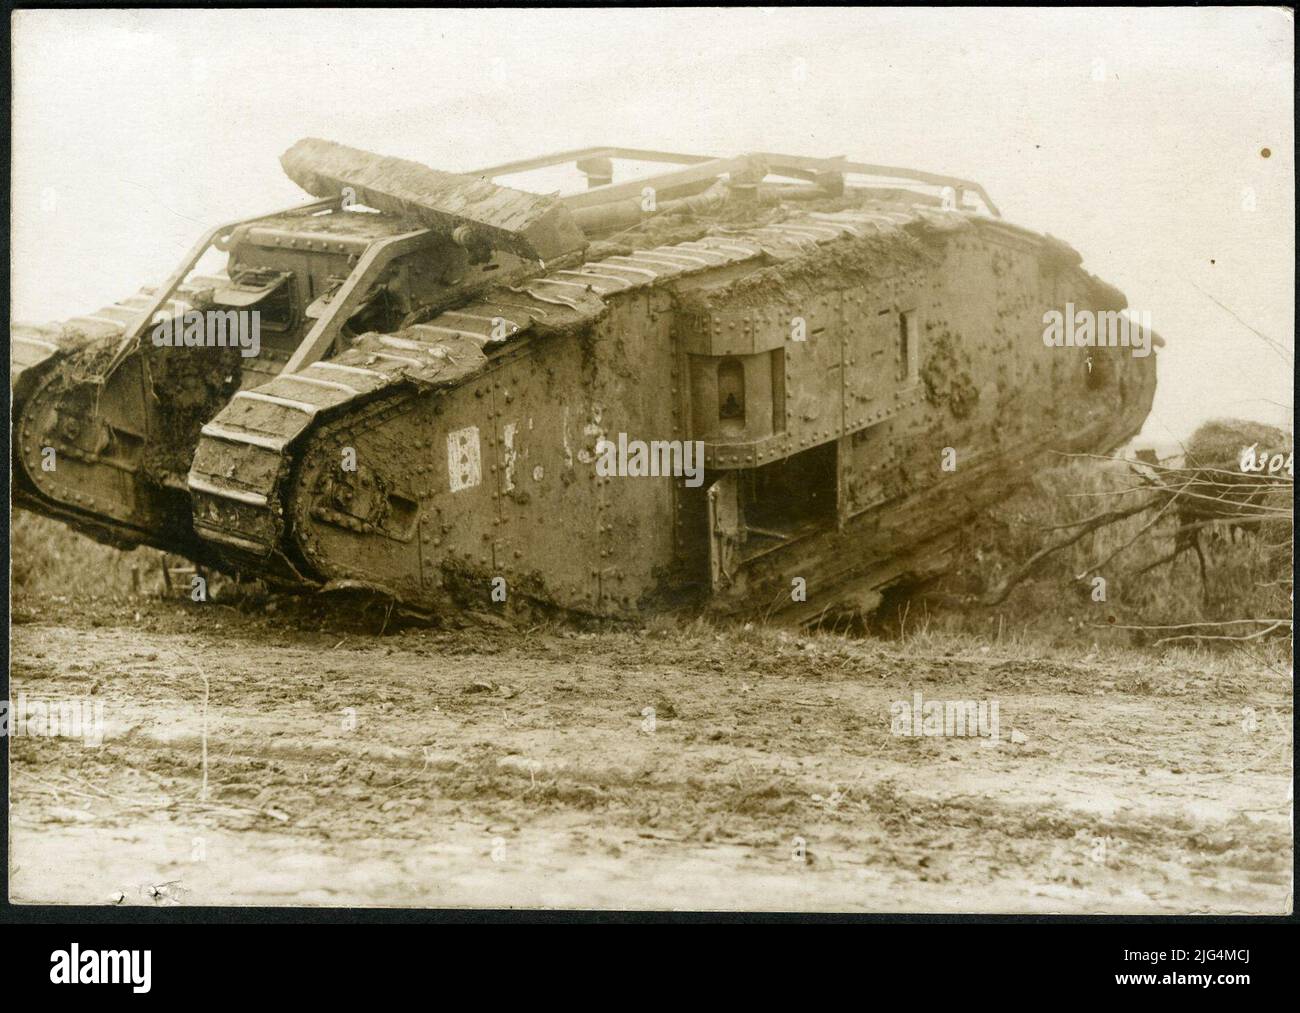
980;498;1154;606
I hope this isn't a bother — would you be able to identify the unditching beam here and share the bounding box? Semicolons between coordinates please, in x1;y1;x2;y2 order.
281;138;587;263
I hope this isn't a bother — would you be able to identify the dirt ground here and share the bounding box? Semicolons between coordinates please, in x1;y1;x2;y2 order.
7;595;1293;913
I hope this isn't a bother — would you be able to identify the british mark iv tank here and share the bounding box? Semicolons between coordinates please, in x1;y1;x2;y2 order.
11;141;1160;617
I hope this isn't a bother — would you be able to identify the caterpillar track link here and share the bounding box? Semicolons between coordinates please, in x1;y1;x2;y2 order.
14;141;1162;618
12;277;237;553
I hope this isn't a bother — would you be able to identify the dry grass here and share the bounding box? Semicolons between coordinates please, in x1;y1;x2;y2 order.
907;445;1291;660
11;511;168;597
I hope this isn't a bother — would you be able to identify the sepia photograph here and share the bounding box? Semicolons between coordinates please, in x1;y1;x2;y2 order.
4;5;1293;940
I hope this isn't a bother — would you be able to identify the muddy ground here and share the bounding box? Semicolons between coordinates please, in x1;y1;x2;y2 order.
7;595;1293;913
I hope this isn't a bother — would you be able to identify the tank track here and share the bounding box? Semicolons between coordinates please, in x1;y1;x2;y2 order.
13;276;229;551
187;326;495;584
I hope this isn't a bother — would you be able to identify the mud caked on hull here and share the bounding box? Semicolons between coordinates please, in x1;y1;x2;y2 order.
13;143;1159;618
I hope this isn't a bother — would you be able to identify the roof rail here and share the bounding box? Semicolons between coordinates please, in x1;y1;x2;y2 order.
756;153;1000;217
472;146;1000;217
471;146;718;178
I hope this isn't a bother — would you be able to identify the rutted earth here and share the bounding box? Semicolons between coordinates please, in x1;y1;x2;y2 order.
7;597;1293;912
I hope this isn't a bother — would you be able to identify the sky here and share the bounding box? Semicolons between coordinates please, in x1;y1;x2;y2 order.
10;7;1294;444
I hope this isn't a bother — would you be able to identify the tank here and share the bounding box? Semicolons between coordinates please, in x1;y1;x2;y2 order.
11;141;1161;617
